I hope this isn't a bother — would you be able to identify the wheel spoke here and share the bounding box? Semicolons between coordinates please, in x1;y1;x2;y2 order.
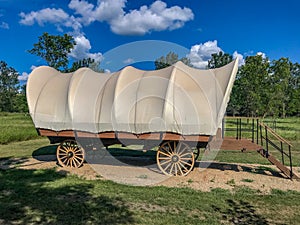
181;160;193;167
159;150;171;157
160;159;172;166
158;157;171;160
180;152;193;157
178;146;189;155
161;146;172;155
177;163;184;176
169;163;175;175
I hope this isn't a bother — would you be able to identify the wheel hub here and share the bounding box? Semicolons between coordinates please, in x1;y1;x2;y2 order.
171;155;179;163
67;151;74;158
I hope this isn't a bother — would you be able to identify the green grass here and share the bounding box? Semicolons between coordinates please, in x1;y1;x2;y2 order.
0;113;300;224
0;113;40;144
0;139;55;158
0;168;299;225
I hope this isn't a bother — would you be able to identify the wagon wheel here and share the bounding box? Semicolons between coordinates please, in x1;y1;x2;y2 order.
56;139;85;168
193;147;200;161
157;141;194;176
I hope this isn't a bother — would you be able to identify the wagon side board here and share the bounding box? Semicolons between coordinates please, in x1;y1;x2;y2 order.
37;128;210;144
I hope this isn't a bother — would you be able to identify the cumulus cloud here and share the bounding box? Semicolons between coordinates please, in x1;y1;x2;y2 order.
110;0;194;35
69;35;103;62
256;51;266;59
19;8;81;31
187;40;222;68
18;72;29;81
19;0;193;35
233;51;245;66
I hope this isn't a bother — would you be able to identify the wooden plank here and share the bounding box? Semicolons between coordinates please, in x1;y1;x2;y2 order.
38;129;209;143
38;129;74;137
258;149;299;180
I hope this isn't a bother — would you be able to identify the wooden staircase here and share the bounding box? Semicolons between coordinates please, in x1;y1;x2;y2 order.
258;149;299;180
223;117;299;180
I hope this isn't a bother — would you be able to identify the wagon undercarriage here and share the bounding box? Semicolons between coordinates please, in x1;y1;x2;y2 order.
39;129;209;176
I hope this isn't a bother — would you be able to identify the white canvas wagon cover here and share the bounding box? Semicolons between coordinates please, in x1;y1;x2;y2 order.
27;59;238;136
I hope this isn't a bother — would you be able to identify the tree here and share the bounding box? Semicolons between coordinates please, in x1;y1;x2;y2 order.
13;84;28;113
28;32;75;71
232;55;270;117
268;58;291;118
154;52;191;70
208;52;233;69
69;58;104;73
287;63;300;116
0;61;19;112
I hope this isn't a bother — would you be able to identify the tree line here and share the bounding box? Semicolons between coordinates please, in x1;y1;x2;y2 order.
0;33;299;118
155;52;299;118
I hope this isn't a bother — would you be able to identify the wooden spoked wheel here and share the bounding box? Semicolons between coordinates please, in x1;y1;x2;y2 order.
56;140;85;168
156;141;195;176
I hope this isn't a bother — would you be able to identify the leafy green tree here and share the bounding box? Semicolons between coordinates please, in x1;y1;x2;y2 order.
268;58;291;118
208;52;233;69
69;58;104;73
288;62;300;116
0;61;19;112
155;52;191;70
28;32;75;71
233;55;270;117
13;84;28;113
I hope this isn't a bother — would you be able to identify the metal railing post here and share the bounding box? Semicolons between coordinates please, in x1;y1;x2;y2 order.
236;118;238;140
256;119;259;145
239;118;242;140
260;124;263;146
265;126;269;155
281;142;284;165
252;118;254;143
289;145;293;179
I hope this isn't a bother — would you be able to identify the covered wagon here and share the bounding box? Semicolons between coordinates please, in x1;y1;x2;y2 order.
27;59;239;176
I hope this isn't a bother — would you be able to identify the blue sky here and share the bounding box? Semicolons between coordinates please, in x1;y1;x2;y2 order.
0;0;299;82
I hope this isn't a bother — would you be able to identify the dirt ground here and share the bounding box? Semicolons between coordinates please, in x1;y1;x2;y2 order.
1;155;299;194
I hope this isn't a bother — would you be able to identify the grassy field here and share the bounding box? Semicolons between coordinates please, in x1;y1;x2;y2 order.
0;113;300;224
0;113;40;144
0;168;299;225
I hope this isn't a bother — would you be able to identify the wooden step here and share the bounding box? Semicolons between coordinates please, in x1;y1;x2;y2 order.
258;149;299;180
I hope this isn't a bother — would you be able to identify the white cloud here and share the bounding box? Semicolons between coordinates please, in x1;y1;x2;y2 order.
18;72;29;81
0;21;9;29
19;0;193;35
69;35;103;62
19;8;69;26
19;8;81;31
257;51;266;59
233;51;245;66
110;1;194;35
123;58;134;64
187;40;222;68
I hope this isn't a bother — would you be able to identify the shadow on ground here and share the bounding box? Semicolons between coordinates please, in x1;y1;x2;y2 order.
212;199;269;225
196;161;284;178
0;168;134;225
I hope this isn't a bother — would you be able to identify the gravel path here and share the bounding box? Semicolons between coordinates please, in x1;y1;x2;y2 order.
1;155;299;193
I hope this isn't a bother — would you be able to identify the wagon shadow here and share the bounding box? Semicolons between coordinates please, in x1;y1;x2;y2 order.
0;168;134;224
196;161;285;179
